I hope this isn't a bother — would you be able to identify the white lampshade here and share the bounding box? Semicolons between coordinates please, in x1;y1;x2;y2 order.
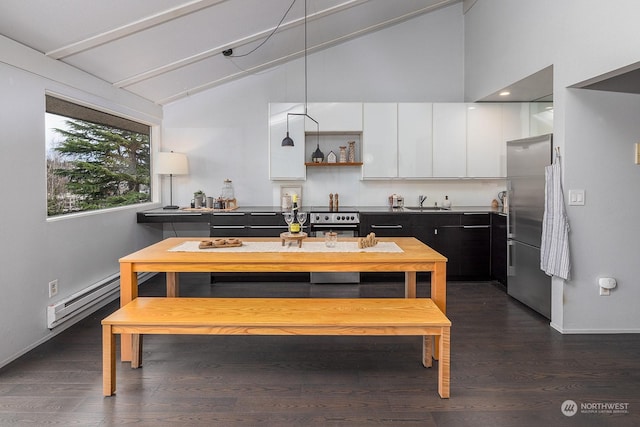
155;151;189;175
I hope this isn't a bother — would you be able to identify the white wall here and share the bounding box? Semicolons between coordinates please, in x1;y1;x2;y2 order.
563;89;640;332
464;0;640;332
162;4;503;209
0;36;163;367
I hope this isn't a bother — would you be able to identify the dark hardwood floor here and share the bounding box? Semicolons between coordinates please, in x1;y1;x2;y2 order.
1;274;639;426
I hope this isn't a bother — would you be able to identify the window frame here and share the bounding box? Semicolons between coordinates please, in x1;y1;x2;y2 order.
45;94;154;218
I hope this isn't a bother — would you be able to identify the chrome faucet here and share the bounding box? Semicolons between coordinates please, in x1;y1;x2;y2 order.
418;195;427;207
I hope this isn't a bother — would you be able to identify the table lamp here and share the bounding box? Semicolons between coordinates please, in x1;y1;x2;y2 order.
155;151;189;209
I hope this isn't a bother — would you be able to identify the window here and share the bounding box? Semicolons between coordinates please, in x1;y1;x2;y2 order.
45;95;151;216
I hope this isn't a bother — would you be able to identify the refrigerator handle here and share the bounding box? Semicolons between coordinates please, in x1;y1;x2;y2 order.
506;180;514;239
507;240;515;276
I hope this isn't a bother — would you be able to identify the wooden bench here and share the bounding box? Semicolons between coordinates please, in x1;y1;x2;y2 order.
102;297;451;398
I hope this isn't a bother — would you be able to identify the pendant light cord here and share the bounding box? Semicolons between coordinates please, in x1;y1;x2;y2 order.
304;0;308;115
226;0;297;58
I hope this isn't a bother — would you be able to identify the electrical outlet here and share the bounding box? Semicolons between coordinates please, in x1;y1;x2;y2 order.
48;280;58;298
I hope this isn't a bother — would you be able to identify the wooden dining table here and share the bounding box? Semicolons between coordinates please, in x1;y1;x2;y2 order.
118;236;447;361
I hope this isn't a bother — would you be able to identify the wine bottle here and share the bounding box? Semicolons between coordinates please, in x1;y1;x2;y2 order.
290;194;301;233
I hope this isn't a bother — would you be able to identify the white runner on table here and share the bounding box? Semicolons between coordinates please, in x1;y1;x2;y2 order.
168;241;404;253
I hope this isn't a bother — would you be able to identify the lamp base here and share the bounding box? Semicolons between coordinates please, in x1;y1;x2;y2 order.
163;205;180;210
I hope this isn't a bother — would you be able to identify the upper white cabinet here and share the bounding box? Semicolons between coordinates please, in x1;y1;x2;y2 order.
269;103;306;180
269;101;547;180
362;103;398;178
398;103;433;178
466;103;503;177
432;103;467;178
304;103;363;132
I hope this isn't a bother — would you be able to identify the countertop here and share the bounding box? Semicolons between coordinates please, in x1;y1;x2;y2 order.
139;205;505;215
356;205;503;214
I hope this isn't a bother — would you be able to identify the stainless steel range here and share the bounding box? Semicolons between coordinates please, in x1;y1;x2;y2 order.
309;208;360;284
310;211;360;234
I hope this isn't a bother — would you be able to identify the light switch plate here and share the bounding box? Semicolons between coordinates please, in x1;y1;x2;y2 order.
568;189;585;206
636;143;640;165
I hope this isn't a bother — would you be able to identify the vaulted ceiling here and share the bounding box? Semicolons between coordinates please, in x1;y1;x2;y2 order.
0;0;462;105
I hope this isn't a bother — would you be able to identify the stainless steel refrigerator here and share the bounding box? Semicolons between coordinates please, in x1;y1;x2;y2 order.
506;134;553;319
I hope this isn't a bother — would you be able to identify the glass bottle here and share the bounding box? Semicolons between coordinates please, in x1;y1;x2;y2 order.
289;194;301;233
221;179;234;200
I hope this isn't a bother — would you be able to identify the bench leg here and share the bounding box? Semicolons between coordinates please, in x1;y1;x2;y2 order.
131;334;143;368
438;327;450;398
422;336;433;368
103;325;115;396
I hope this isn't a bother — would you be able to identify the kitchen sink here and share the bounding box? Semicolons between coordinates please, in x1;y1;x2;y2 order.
403;206;450;211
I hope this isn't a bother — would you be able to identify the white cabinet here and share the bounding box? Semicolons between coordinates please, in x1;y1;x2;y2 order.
304;103;363;132
398;103;433;178
269;103;306;180
362;103;398;178
269;101;542;181
432;103;466;177
466;103;503;177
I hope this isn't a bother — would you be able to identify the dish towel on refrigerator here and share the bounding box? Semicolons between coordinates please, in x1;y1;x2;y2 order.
540;151;571;280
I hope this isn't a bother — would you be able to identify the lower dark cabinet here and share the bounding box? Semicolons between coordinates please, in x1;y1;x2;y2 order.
360;212;492;281
210;212;248;237
360;214;413;237
140;208;501;283
458;225;491;279
210;211;307;282
247;212;290;236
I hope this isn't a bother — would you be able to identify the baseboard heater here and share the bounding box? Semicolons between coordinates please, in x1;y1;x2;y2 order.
47;272;152;329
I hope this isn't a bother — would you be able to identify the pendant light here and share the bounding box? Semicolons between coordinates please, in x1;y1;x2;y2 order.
282;122;294;146
282;0;319;146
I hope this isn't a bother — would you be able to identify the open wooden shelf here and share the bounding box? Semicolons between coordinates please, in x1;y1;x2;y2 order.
305;162;363;167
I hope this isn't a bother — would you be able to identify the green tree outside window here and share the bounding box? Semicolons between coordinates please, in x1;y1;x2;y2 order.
47;117;150;216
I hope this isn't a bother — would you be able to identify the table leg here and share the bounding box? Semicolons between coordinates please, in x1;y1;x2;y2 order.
431;261;447;360
167;272;179;297
102;324;115;396
404;271;417;298
119;262;137;362
431;261;447;314
438;326;451;399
